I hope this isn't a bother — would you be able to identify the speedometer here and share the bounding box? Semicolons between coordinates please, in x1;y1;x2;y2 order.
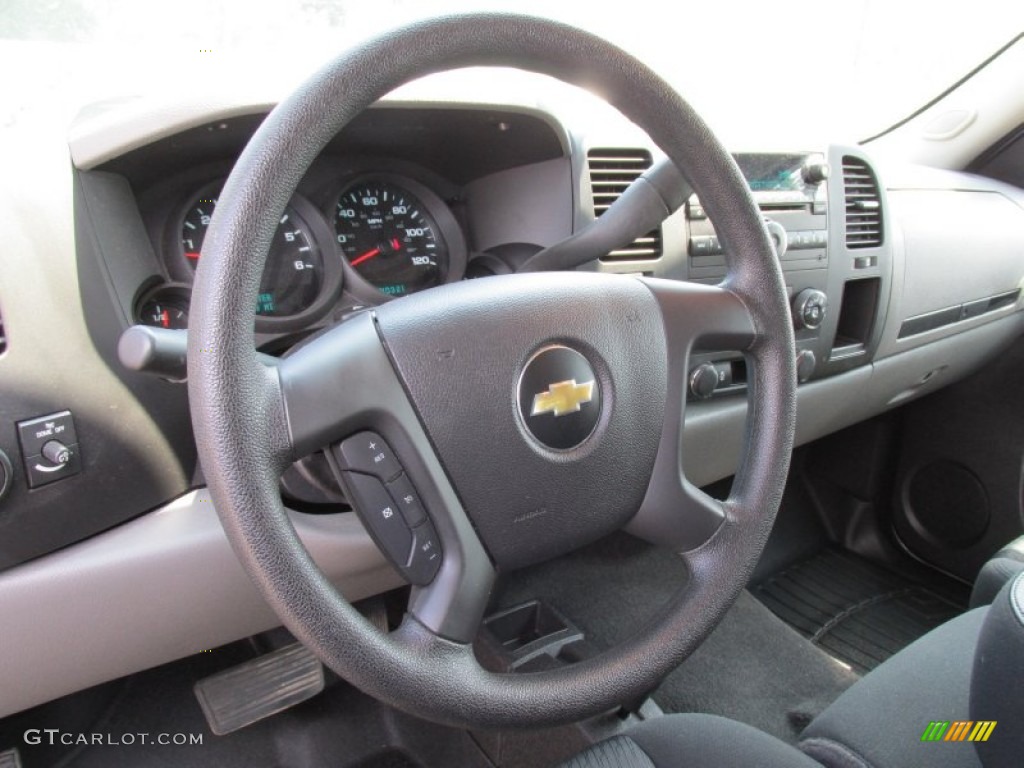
334;179;449;296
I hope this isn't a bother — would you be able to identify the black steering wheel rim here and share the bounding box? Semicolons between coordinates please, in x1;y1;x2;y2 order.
188;13;796;729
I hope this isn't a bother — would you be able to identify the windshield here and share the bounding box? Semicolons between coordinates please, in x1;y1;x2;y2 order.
3;0;1022;146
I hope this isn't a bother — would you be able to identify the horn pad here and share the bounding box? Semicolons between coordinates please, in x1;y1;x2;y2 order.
375;272;668;570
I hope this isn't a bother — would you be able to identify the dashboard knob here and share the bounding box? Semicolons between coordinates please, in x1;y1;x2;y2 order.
792;289;828;330
764;219;788;258
0;449;11;502
796;349;817;383
802;162;830;185
689;363;719;400
41;440;72;466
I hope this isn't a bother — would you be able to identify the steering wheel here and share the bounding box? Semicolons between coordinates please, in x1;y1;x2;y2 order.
188;13;796;728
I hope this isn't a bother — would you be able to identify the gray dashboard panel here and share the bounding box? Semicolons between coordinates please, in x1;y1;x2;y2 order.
0;491;401;720
876;188;1024;360
464;156;573;251
890;189;1024;318
682;313;1024;489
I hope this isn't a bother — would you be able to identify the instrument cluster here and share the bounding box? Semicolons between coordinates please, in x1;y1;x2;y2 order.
137;165;467;335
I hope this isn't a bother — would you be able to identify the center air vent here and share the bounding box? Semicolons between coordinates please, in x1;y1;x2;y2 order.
842;157;884;249
587;148;663;261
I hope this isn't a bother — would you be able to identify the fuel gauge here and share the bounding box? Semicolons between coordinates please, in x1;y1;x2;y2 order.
137;284;191;329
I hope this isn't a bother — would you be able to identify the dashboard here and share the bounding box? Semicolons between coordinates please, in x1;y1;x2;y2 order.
1;92;1024;719
104;106;569;350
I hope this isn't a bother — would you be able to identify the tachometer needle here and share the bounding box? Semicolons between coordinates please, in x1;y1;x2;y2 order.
185;252;200;260
161;310;170;328
350;247;381;267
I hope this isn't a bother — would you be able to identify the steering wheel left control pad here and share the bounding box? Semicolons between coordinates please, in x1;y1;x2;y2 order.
330;431;442;585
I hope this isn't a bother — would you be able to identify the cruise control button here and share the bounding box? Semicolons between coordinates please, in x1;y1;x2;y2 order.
406;521;443;585
343;471;413;567
386;473;426;527
335;431;401;480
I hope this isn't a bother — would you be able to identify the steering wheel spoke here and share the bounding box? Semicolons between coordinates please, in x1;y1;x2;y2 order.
626;279;757;550
273;311;495;643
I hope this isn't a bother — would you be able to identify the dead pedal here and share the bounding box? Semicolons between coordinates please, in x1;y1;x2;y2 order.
194;643;324;735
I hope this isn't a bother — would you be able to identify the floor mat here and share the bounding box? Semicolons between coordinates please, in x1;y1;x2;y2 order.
752;548;965;674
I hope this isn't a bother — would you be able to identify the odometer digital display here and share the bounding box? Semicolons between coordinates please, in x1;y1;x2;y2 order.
334;180;447;295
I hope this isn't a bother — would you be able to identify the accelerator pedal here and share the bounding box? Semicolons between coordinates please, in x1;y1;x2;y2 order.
194;643;324;735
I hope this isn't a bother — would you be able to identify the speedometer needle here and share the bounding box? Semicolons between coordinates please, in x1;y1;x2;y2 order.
350;247;381;267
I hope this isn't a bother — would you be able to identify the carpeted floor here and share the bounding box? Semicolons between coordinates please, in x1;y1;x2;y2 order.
493;533;860;743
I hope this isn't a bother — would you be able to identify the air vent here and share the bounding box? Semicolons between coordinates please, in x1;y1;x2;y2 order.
587;148;663;261
842;156;884;249
0;306;5;355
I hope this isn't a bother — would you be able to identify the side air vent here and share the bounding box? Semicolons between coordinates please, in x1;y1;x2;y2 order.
587;148;663;261
842;156;884;249
0;306;6;355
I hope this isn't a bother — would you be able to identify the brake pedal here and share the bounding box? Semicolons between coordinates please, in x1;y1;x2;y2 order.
194;643;324;735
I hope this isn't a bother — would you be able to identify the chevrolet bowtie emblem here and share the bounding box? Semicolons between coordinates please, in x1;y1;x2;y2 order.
531;379;596;418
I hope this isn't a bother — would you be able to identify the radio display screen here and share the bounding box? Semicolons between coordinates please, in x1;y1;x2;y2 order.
734;153;809;192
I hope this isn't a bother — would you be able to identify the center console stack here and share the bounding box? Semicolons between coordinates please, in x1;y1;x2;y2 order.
683;146;891;399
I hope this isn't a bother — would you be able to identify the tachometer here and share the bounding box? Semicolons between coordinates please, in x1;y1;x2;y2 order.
334;179;449;296
180;193;324;318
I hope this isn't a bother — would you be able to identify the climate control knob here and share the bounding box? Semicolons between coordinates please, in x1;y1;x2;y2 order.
689;363;720;400
792;289;828;330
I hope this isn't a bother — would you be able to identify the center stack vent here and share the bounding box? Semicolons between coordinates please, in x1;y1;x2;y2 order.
587;148;663;261
842;156;884;248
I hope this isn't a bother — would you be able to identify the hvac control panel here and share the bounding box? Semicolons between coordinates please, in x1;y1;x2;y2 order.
685;152;833;400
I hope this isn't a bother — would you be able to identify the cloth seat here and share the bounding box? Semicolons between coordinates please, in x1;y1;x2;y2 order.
561;714;823;768
970;535;1024;608
563;608;990;768
799;608;986;768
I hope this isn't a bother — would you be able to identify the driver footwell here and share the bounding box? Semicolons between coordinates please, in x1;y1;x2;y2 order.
492;534;860;744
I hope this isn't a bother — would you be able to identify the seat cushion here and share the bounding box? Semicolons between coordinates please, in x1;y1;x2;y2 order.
970;535;1024;608
561;714;822;768
799;609;987;768
971;573;1024;768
